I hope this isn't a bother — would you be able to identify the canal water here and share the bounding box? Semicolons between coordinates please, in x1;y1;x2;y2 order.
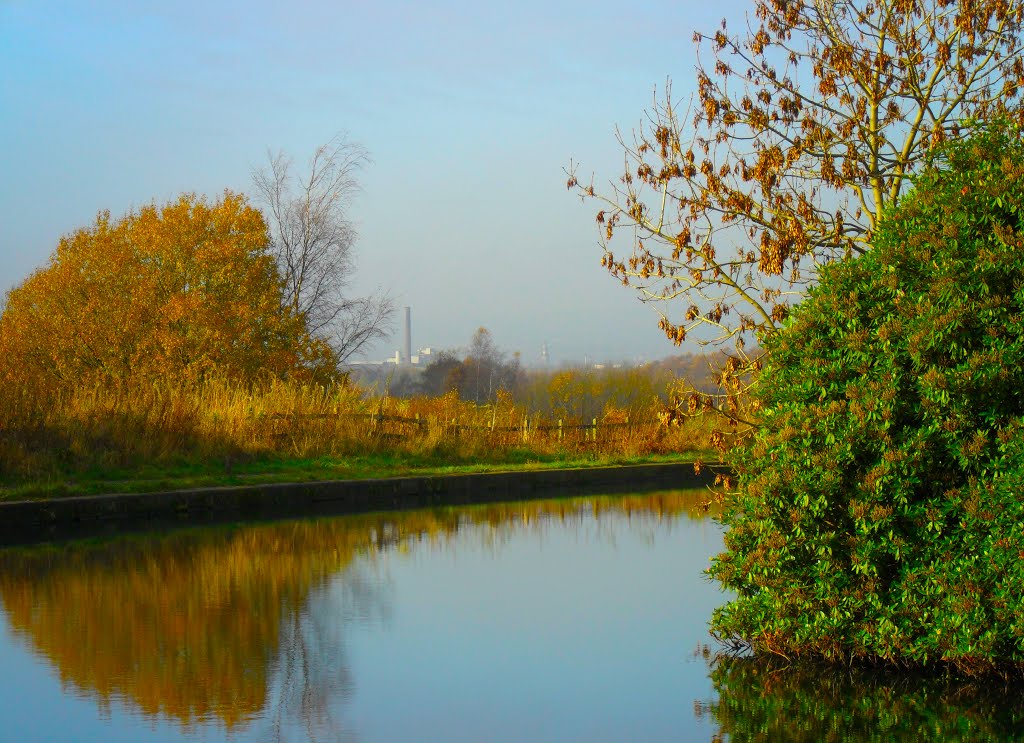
0;491;1022;742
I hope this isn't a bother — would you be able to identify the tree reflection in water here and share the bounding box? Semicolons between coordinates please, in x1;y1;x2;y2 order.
0;492;704;740
261;566;389;743
699;655;1024;743
0;517;396;740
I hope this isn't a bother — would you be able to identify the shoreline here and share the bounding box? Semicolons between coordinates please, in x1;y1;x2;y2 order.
0;461;719;546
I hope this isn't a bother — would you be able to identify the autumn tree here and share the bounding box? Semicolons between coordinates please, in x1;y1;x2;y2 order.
414;329;522;403
459;328;523;405
418;350;464;397
570;0;1024;360
252;135;394;363
0;192;332;393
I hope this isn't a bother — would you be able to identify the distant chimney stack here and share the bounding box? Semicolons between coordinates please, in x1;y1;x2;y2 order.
404;306;412;365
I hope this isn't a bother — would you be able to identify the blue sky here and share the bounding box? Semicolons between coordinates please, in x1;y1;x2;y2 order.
1;0;750;365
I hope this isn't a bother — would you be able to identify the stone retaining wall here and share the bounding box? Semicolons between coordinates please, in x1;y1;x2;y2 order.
0;462;721;545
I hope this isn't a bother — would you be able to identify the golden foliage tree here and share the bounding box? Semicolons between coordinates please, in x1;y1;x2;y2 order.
0;192;335;393
570;0;1024;354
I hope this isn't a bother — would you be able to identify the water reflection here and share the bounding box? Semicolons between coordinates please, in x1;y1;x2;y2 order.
6;492;1024;742
0;491;707;740
0;520;381;735
702;655;1024;742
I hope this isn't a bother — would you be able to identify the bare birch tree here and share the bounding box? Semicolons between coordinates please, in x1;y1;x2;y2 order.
253;135;394;363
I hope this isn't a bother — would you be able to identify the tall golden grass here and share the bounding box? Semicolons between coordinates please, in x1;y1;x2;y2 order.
0;374;715;486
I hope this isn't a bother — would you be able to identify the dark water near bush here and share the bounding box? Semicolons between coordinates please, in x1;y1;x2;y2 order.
0;491;1022;742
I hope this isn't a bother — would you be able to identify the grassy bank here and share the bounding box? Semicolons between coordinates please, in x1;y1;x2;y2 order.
0;451;701;501
0;377;713;501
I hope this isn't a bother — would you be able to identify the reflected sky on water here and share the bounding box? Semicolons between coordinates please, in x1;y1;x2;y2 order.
2;491;1023;742
0;493;724;742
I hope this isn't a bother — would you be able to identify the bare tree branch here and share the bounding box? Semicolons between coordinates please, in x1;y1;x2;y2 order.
569;0;1024;444
252;135;394;363
570;0;1024;352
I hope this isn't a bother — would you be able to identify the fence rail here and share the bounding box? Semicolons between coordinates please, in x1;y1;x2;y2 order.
267;411;643;444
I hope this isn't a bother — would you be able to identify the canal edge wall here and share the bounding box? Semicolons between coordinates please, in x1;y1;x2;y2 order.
0;462;724;544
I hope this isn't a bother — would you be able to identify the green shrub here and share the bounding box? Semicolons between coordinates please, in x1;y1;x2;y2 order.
709;121;1024;674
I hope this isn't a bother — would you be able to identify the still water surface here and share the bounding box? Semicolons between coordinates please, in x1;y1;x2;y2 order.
0;491;1022;742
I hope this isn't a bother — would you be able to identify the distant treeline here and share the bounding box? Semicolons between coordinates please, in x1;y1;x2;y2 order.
349;328;728;422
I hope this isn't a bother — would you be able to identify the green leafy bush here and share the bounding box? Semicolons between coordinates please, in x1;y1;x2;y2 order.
709;122;1024;674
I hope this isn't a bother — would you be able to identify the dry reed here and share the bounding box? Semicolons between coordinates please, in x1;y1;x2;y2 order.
0;375;714;485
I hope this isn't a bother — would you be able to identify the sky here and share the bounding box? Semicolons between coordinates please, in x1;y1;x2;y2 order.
1;0;751;366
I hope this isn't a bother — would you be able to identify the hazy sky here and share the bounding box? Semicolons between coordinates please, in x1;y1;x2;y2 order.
1;0;751;365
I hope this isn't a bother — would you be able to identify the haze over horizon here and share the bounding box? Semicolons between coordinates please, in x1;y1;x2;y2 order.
1;0;750;365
